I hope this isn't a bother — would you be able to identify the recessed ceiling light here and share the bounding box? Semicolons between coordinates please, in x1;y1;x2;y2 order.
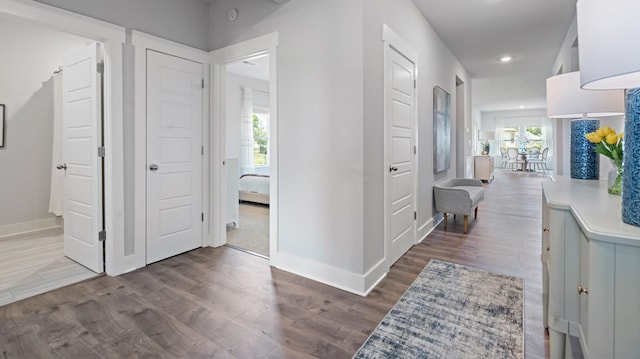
499;56;513;63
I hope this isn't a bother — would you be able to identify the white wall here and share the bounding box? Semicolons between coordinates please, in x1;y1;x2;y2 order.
0;18;90;227
225;72;269;160
363;0;472;271
210;0;366;277
34;0;210;50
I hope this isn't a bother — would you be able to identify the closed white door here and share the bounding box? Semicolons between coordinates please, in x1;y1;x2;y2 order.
146;50;203;264
62;43;104;273
387;47;416;265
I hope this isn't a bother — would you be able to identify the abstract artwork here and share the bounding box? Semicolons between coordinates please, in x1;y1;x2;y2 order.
433;86;450;173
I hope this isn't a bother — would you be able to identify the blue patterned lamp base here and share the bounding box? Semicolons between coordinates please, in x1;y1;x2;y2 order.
571;119;600;180
623;88;640;227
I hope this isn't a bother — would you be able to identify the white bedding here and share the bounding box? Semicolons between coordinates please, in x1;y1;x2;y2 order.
239;174;270;204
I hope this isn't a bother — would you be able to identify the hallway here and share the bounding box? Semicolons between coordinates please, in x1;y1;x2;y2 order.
0;172;548;358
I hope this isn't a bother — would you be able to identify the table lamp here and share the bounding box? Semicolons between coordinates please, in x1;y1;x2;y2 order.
478;131;495;155
577;0;640;226
546;71;624;180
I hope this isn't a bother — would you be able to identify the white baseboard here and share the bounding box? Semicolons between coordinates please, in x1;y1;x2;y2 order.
363;258;388;295
417;216;440;243
271;251;387;297
0;217;62;239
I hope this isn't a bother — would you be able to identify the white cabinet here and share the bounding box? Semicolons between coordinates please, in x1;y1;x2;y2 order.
542;177;640;358
474;155;494;183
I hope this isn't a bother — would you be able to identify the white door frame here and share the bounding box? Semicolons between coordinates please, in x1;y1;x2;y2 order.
382;25;418;269
208;33;279;258
132;31;210;271
0;0;126;275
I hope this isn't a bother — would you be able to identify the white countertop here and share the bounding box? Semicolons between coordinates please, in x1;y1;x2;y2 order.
543;176;640;246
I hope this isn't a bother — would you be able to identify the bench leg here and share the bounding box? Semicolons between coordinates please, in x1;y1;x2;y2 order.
475;207;478;219
443;213;448;229
464;215;468;234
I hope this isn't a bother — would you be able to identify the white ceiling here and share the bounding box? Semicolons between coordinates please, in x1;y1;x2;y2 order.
226;53;270;81
413;0;576;112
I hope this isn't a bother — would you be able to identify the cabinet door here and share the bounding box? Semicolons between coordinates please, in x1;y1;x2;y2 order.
547;208;567;331
578;233;589;354
614;245;640;357
564;216;582;328
587;241;615;358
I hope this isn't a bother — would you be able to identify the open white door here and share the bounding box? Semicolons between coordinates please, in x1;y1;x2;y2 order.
386;44;417;266
146;50;203;264
62;43;104;273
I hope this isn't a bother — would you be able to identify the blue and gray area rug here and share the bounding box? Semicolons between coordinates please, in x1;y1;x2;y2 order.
354;260;524;358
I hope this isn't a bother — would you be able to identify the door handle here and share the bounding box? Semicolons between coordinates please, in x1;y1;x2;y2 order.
56;164;67;170
389;166;398;172
149;164;159;172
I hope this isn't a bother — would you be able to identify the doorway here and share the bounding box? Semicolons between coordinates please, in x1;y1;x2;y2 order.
224;54;271;258
0;17;104;306
383;26;418;266
145;50;204;264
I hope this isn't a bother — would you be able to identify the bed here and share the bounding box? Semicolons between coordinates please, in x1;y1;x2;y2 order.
239;174;270;205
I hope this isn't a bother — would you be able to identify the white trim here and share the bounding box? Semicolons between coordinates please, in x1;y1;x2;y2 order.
0;0;126;276
0;218;62;239
363;258;389;296
131;31;210;271
382;24;419;269
271;252;379;296
417;217;439;244
207;33;279;258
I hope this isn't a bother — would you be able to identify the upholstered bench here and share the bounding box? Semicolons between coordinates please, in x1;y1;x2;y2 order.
433;178;485;234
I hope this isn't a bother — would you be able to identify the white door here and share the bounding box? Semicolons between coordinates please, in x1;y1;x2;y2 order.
62;43;104;273
146;50;203;264
387;46;416;265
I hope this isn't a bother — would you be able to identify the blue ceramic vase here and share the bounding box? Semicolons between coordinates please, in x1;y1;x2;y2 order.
622;88;640;227
571;119;600;180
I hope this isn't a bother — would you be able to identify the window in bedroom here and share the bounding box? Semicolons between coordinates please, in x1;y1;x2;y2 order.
252;108;269;166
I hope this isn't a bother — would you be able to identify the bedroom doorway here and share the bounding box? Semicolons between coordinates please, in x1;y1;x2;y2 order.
224;54;271;258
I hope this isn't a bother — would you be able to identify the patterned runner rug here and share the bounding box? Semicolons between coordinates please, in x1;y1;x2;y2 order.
354;260;524;358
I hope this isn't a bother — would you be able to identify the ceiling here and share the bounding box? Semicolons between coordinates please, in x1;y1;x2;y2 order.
413;0;576;112
226;53;270;81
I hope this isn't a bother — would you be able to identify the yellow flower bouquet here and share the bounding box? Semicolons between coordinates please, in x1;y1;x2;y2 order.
585;126;624;194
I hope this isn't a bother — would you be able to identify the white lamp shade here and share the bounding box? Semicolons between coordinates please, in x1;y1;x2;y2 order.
546;71;624;118
577;0;640;89
478;131;495;140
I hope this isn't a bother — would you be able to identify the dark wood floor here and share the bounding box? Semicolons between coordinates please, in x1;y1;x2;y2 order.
0;171;549;358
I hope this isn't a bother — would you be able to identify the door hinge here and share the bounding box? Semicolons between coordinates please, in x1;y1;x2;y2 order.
201;146;204;156
414;79;416;89
414;211;417;220
97;61;104;74
202;213;204;222
223;160;226;166
414;145;417;155
99;230;106;242
98;146;105;158
202;79;205;89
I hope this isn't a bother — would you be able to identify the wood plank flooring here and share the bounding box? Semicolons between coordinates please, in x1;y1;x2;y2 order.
0;172;549;358
0;228;99;307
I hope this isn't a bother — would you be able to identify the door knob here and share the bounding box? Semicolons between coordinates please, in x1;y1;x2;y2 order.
389;166;398;172
577;285;589;295
149;164;159;171
56;164;67;170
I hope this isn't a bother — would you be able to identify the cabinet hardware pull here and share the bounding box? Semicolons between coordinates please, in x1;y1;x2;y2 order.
546;246;550;252
543;227;549;232
577;285;589;295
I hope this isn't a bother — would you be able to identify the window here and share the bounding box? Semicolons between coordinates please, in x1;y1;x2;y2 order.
252;109;269;166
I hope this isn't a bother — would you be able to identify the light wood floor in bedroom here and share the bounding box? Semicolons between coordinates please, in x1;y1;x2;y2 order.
0;171;549;358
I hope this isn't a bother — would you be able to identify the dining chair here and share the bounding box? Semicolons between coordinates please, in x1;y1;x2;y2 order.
499;147;508;169
506;147;519;171
529;147;549;172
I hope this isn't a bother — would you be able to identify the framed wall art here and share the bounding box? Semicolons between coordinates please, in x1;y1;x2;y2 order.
433;86;450;173
0;104;5;148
